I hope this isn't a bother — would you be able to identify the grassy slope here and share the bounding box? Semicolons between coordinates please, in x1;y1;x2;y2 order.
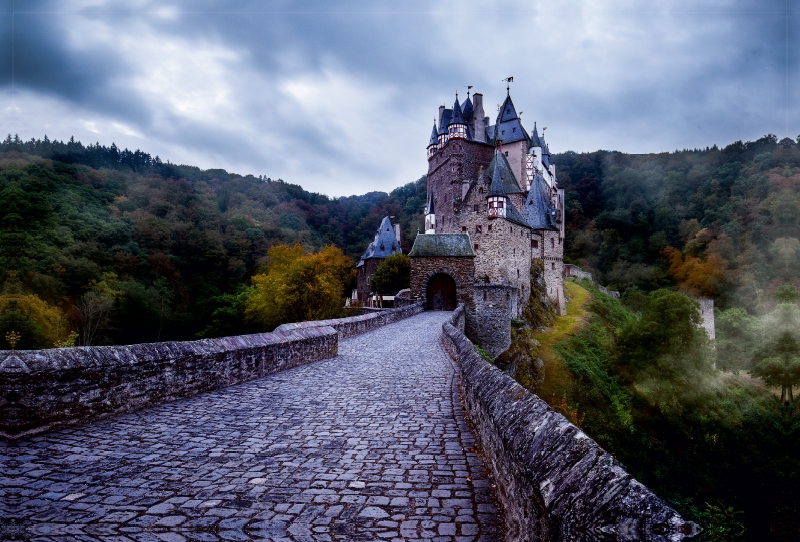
534;279;594;406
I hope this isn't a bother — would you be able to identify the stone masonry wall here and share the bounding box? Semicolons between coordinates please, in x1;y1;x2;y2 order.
468;284;516;358
410;256;475;311
428;139;495;234
441;305;695;541
0;326;338;440
275;302;424;339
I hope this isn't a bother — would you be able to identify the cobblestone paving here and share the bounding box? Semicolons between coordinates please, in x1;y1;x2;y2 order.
1;312;502;542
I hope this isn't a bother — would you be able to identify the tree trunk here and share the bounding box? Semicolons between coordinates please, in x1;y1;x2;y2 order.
781;384;787;405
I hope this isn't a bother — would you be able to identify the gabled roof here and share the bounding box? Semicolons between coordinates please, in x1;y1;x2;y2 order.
462;96;473;124
486;152;524;194
428;122;439;147
497;94;519;124
408;233;475;257
358;216;401;264
438;109;452;135
448;97;466;126
522;173;558;231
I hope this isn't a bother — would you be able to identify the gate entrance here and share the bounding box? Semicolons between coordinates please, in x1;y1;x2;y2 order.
426;273;457;311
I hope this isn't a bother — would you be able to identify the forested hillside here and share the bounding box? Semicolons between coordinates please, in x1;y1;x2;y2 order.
0;135;426;348
554;134;800;313
2;133;799;349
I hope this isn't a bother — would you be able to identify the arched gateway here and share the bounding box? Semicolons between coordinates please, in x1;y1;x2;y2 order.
426;273;457;310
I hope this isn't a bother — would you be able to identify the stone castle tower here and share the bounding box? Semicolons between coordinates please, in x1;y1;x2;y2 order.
408;87;566;356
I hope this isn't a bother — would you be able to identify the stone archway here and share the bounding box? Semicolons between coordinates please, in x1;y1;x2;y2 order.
426;273;457;311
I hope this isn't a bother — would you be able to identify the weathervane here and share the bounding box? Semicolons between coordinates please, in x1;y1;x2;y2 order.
465;85;473;98
502;76;514;93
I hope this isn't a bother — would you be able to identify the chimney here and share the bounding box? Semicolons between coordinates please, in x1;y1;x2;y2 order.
473;93;486;143
394;223;401;245
438;105;445;130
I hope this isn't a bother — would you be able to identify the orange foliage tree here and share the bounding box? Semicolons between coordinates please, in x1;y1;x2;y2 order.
245;244;355;331
662;247;728;298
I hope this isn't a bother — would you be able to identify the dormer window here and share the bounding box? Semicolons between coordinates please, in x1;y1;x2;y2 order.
380;245;385;251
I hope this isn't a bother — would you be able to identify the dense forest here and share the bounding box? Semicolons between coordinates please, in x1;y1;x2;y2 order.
0;135;426;348
2;133;800;539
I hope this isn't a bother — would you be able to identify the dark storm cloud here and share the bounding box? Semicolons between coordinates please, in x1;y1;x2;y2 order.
0;0;796;195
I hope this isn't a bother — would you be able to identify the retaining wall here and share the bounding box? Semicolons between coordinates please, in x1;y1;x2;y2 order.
275;302;424;339
441;305;694;541
0;327;338;440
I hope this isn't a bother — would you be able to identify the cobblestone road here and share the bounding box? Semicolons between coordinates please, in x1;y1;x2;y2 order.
1;312;502;542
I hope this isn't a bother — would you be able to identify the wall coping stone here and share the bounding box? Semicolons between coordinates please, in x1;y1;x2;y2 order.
275;301;424;339
441;304;696;541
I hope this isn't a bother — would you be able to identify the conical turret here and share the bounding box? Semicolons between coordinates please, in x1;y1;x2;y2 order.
447;95;468;140
427;121;439;159
425;193;436;234
487;156;507;219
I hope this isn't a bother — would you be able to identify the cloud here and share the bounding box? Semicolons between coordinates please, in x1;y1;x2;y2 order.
0;0;796;195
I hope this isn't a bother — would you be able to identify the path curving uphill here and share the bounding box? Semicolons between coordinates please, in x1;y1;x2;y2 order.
1;312;502;541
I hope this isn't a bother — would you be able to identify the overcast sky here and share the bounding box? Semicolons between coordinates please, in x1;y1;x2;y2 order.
1;0;797;196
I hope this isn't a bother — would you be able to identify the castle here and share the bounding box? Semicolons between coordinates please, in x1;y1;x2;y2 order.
408;87;566;356
354;87;566;356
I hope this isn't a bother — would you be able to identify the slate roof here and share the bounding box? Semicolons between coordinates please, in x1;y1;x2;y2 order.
488;161;506;197
438;109;452;135
529;122;542;149
357;216;401;267
486;152;524;194
497;94;519;123
521;173;558;231
448;97;466;126
462;96;473;124
428;122;439;147
491;93;530;145
408;233;475;257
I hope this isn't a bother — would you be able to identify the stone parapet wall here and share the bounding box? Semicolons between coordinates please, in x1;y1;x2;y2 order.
468;284;516;358
441;306;694;541
275;302;424;339
0;326;338;440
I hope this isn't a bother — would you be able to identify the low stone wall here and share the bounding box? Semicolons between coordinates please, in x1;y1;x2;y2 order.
441;305;694;541
275;302;424;339
0;327;338;440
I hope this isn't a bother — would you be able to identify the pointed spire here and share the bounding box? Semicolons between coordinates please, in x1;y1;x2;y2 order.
426;192;435;215
488;156;507;198
448;95;467;126
428;121;439;147
530;122;541;148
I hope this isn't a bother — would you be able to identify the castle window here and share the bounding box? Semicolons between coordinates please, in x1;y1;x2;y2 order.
462;226;467;232
474;243;479;250
518;269;520;277
505;151;509;156
551;238;555;249
484;292;487;301
552;262;555;270
475;225;482;233
510;227;513;233
488;224;492;232
473;204;479;211
479;187;484;194
532;240;538;248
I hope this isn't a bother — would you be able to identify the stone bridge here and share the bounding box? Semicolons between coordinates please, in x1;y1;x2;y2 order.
1;307;695;541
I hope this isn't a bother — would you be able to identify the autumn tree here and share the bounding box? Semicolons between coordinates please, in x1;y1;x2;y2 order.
370;253;410;296
245;244;355;331
662;247;728;298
